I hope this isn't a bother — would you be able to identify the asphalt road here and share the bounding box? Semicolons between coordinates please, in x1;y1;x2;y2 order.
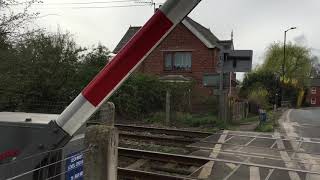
285;108;320;139
188;108;320;180
281;108;320;180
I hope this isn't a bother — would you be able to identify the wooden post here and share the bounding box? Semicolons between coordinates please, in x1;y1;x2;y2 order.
165;90;171;125
84;102;118;180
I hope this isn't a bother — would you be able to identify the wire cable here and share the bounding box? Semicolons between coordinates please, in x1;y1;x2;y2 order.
35;0;149;5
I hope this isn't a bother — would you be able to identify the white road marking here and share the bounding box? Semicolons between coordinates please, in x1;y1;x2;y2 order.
265;169;275;180
274;130;301;180
250;166;260;180
226;163;237;169
198;130;229;178
223;157;250;180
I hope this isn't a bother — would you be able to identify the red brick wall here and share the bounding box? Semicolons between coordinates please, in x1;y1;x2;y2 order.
138;23;219;99
308;86;320;107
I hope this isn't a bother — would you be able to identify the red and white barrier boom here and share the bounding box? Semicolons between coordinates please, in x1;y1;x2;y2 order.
56;0;202;136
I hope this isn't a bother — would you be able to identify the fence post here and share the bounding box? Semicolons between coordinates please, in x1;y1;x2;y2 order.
84;102;118;180
165;90;171;125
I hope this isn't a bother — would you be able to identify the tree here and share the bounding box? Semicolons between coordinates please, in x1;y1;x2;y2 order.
248;86;269;109
262;42;311;88
0;0;40;43
240;70;279;106
0;30;84;113
241;42;312;107
77;44;111;89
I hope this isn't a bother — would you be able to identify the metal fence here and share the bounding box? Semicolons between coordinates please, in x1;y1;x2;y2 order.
0;137;89;180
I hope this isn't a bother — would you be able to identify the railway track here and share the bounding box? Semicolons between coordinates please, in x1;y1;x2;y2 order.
116;124;213;138
116;124;213;147
115;125;320;179
119;132;196;147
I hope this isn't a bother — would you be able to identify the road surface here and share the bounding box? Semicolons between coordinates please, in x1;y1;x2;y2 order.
188;108;320;180
280;108;320;180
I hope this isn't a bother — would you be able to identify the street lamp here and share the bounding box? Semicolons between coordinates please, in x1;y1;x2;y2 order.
281;27;296;105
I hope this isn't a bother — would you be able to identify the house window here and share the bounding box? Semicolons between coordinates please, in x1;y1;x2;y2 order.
164;52;192;71
311;87;317;94
311;97;316;105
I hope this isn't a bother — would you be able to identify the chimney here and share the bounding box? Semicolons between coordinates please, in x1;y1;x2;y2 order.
155;5;162;13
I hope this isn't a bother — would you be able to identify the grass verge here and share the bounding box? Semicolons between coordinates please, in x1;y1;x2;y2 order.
143;111;224;130
255;110;282;132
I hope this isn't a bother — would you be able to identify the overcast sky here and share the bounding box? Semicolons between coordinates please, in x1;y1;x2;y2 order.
27;0;320;78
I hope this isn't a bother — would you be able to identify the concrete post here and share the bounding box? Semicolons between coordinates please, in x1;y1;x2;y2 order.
165;90;171;125
98;102;115;126
84;102;118;180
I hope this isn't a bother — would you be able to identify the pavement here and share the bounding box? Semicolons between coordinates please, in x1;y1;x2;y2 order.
188;108;320;180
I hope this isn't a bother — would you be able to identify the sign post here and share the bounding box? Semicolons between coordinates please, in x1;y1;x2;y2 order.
222;50;253;73
216;50;253;126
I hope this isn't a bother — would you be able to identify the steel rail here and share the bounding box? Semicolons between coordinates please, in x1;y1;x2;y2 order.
118;167;197;180
116;124;320;145
120;132;197;146
119;147;208;166
118;147;320;175
120;138;320;167
193;140;320;158
118;124;320;158
117;126;320;163
204;133;320;145
190;147;320;167
204;132;320;145
116;124;213;138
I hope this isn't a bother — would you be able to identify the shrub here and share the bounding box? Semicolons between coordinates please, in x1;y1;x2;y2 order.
111;73;165;120
111;73;194;120
248;85;270;109
255;123;274;132
174;112;218;127
143;112;166;124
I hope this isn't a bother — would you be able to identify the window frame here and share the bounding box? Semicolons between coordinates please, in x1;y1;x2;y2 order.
163;51;192;72
311;97;316;105
311;87;317;94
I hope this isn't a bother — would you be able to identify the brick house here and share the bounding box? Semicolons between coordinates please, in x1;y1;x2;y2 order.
113;16;236;109
307;78;320;106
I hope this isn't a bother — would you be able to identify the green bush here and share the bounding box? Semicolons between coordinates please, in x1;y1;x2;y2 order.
174;112;218;127
111;73;165;120
111;73;194;120
143;111;219;128
248;85;270;109
143;112;166;124
255;123;274;132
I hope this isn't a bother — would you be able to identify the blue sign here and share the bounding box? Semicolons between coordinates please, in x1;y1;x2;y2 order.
65;152;84;180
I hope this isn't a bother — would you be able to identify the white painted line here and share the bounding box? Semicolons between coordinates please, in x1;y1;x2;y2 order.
223;164;242;180
270;141;277;149
264;169;275;180
274;131;301;180
198;130;229;178
245;137;257;146
224;136;234;143
250;166;260;180
223;157;250;180
226;163;237;169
